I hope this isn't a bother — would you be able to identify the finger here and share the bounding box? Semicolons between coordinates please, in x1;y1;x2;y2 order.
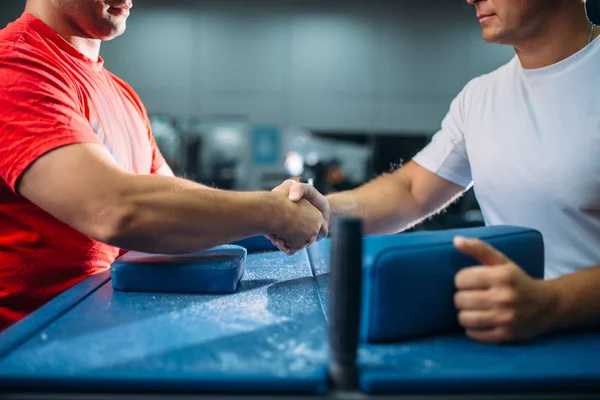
454;290;493;310
466;327;513;344
276;238;290;253
307;234;319;248
455;267;494;290
268;236;287;252
275;242;285;252
317;222;329;241
285;248;299;256
320;217;330;238
454;236;510;266
459;308;517;330
274;240;287;252
303;186;330;222
458;310;497;330
289;184;331;222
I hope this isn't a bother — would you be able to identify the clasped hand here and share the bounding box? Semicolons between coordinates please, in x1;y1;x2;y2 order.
267;180;330;255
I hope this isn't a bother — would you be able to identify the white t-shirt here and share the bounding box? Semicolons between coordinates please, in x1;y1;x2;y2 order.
413;37;600;279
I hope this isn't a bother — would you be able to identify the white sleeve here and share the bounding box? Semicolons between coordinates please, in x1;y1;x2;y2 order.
412;83;473;189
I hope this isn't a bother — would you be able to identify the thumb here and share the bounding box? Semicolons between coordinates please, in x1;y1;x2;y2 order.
274;179;294;192
288;182;304;202
453;236;510;266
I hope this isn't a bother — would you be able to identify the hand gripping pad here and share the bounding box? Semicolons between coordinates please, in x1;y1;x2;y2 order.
361;225;544;343
111;245;246;294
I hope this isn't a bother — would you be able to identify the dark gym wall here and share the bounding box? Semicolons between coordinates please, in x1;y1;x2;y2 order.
0;0;514;133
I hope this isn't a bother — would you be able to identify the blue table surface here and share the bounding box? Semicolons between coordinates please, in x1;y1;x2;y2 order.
2;235;600;396
308;238;600;394
0;250;328;394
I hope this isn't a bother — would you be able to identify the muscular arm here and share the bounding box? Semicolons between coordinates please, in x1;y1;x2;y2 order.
18;143;307;254
326;161;465;235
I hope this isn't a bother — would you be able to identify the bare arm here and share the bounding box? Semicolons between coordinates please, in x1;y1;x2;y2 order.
18;143;323;254
326;161;465;235
543;264;600;333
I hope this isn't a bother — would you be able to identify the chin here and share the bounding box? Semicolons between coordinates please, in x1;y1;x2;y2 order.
482;32;499;44
481;28;510;45
102;29;126;41
95;23;127;41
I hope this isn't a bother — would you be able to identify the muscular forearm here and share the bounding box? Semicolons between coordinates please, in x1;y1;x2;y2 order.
543;264;600;333
326;173;425;235
106;174;280;254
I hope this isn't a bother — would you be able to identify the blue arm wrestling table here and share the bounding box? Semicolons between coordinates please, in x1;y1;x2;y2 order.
1;224;600;400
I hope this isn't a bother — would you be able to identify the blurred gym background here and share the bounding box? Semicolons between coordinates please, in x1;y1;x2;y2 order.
1;0;514;231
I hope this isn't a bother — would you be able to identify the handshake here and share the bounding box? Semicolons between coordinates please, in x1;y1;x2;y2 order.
265;180;331;255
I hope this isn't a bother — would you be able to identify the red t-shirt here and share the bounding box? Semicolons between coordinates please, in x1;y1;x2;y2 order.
0;13;167;331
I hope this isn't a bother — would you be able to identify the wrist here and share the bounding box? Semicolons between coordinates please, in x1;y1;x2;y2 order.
538;279;566;334
326;192;355;217
254;191;290;235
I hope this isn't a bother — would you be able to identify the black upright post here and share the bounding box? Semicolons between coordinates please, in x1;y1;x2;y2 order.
328;216;363;391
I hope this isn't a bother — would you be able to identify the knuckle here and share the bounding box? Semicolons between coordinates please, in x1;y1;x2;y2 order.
457;311;468;326
494;289;517;307
465;329;481;342
491;268;513;286
497;310;517;326
486;268;507;286
454;269;469;288
495;327;514;342
458;311;475;327
454;271;464;286
454;292;465;308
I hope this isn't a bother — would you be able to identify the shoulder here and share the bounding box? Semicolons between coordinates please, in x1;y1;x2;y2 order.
450;56;518;119
1;14;49;60
0;14;79;93
1;30;73;86
0;14;29;48
0;45;78;98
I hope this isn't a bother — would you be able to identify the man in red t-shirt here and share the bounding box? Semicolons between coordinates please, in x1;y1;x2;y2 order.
0;0;330;331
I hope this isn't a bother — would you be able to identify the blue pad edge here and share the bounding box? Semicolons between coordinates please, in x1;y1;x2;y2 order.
111;245;246;294
362;225;544;342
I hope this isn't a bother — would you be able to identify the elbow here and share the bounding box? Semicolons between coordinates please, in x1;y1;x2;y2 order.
84;201;138;247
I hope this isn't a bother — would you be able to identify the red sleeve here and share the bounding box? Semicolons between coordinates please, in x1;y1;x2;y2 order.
0;47;102;192
107;71;167;174
147;119;167;174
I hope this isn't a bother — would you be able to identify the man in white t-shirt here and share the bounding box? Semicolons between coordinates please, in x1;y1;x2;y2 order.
272;0;600;344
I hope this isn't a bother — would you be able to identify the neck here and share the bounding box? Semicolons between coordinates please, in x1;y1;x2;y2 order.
25;0;101;61
514;5;596;69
